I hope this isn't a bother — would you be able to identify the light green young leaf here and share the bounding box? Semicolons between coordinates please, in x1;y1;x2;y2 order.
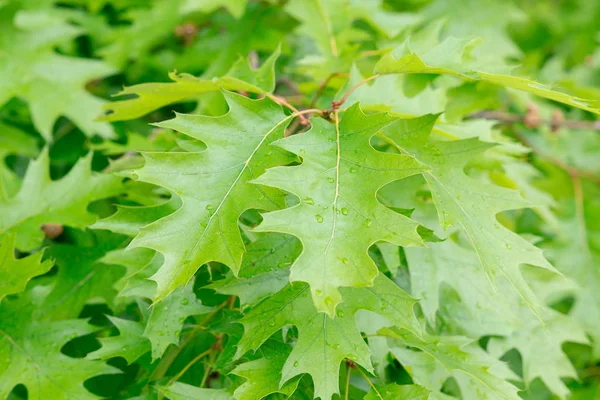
364;384;440;400
285;0;347;57
254;104;426;316
0;234;52;301
156;382;230;400
236;274;421;400
0;149;123;250
405;231;587;398
182;0;248;19
92;198;180;236
130;92;295;303
86;316;151;364
488;313;587;399
375;35;600;114
144;279;213;360
102;48;280;121
383;114;558;317
97;1;181;67
339;65;447;117
0;6;116;140
348;0;420;38
0;286;119;399
385;330;520;400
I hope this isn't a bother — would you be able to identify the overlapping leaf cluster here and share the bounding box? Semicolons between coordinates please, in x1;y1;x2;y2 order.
1;0;599;399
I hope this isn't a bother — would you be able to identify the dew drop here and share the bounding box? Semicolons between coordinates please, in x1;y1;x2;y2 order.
341;207;348;215
178;317;186;324
341;257;349;264
365;219;372;227
181;298;189;305
315;214;324;223
505;243;512;249
336;309;345;317
315;290;322;295
327;177;335;183
293;361;299;367
332;343;340;349
205;204;213;210
268;321;276;327
349;167;357;173
304;197;315;205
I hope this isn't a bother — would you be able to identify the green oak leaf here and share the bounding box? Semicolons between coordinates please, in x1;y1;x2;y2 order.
405;229;587;398
38;231;127;321
285;0;347;58
384;330;520;400
230;341;301;400
338;65;447;117
102;48;280;121
130;92;295;303
364;384;443;400
182;0;248;19
253;104;426;316
208;232;302;309
0;286;118;399
156;382;231;400
86;316;151;364
0;5;116;140
98;247;158;300
0;122;38;198
0;234;53;301
374;32;600;114
383;114;558;317
92;198;181;236
0;149;123;250
144;278;213;360
544;209;600;359
236;274;421;400
488;312;587;399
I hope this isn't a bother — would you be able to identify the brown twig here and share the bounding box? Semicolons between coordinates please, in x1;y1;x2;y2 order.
330;74;381;113
265;93;310;125
310;72;350;108
470;110;600;131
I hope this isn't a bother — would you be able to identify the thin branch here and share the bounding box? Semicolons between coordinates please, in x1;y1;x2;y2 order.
330;74;381;112
265;93;307;123
470;110;600;131
514;131;600;185
344;363;352;400
356;367;383;399
150;298;231;383
310;72;349;108
168;348;212;385
266;94;324;127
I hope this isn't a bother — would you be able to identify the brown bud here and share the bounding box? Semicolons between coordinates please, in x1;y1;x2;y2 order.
550;110;564;133
41;224;64;239
524;104;541;129
174;22;198;46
